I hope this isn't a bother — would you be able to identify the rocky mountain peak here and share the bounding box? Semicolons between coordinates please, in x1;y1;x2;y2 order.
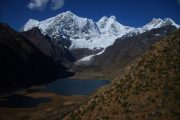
21;11;180;51
142;18;179;32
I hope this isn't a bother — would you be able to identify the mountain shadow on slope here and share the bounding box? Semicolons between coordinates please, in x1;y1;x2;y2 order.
22;27;76;67
0;23;73;96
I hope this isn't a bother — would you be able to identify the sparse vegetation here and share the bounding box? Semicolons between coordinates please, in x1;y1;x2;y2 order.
64;29;180;120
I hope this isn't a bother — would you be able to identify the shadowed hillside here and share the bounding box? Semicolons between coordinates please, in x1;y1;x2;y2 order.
0;23;73;96
22;27;76;65
64;29;180;120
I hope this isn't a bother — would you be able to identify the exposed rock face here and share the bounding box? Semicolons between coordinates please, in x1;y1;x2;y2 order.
0;23;73;95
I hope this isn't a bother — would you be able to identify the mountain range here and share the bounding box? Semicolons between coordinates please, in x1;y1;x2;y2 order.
21;11;180;61
0;11;179;120
0;11;179;94
20;11;180;79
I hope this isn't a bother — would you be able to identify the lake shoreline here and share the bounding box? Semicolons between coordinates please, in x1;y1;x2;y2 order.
0;78;110;120
0;91;86;120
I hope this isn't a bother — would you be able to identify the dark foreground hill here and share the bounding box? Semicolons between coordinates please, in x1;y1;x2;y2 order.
64;29;180;120
0;23;73;95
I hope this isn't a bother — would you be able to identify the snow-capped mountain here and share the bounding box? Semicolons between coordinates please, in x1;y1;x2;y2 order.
22;11;180;52
23;19;40;31
22;11;101;50
97;16;135;36
21;11;134;50
138;18;180;33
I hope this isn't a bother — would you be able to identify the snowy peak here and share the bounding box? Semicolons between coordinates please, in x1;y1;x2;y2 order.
22;11;180;51
97;15;134;36
163;18;180;28
98;16;117;23
36;11;99;39
22;19;39;31
98;16;108;23
97;16;118;27
61;11;74;16
108;16;117;22
142;18;180;32
143;18;163;30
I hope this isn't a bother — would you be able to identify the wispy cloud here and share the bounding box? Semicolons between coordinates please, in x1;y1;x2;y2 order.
178;0;180;5
51;0;64;10
27;0;49;11
27;0;65;11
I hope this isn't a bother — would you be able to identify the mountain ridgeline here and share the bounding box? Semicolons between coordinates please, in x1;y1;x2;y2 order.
64;29;180;120
21;11;180;60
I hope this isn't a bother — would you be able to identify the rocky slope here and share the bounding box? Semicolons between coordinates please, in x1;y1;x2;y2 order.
92;25;177;79
0;23;72;95
64;29;180;120
22;27;76;65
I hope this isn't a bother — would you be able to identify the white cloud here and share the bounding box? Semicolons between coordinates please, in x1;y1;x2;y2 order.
51;0;64;10
27;0;49;11
27;0;65;11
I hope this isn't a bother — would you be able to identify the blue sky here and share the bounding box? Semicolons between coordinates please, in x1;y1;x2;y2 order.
0;0;180;31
